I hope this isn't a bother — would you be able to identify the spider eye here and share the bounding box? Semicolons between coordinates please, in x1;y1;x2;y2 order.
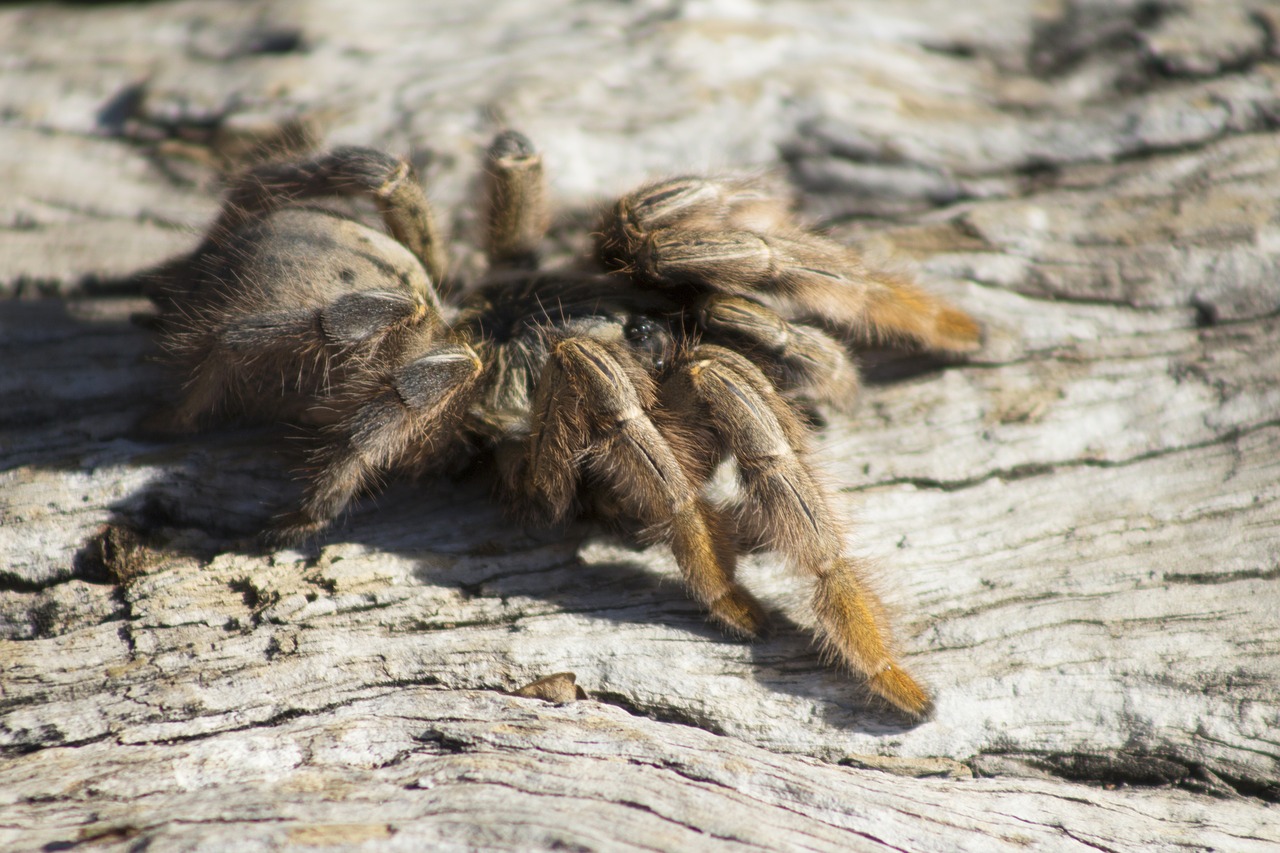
624;317;670;371
624;317;657;343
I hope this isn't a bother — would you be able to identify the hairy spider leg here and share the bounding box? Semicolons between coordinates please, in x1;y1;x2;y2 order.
636;226;980;355
666;344;933;719
273;334;484;544
599;176;788;270
696;293;861;412
605;174;981;356
484;130;550;269
524;335;768;638
852;265;983;353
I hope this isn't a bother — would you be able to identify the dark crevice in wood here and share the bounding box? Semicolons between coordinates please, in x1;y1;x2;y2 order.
979;748;1280;803
591;690;730;737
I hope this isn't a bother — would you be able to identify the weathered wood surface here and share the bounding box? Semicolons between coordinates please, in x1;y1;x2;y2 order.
2;0;1278;850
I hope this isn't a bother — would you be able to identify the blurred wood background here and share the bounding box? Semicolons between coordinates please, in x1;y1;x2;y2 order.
2;1;1277;849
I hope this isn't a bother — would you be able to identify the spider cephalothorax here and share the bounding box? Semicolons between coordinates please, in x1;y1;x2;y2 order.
147;132;981;719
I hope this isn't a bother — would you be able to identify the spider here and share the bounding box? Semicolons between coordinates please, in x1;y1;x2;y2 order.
145;131;981;720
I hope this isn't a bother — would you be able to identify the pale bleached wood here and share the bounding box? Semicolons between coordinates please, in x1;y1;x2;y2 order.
2;688;1278;852
2;0;1278;850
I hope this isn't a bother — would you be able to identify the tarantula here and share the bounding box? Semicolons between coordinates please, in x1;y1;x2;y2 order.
146;131;980;720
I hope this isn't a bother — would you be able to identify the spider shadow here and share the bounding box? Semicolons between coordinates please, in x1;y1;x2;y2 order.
337;478;930;732
859;346;968;386
0;295;160;474
0;291;339;581
94;453;924;733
